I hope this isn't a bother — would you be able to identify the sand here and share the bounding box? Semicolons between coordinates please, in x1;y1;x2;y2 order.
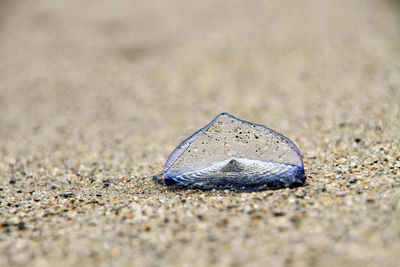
0;0;399;266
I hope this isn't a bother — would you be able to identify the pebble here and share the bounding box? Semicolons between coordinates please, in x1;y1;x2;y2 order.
59;193;73;198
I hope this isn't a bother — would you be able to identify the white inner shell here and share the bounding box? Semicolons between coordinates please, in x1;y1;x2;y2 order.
165;114;302;176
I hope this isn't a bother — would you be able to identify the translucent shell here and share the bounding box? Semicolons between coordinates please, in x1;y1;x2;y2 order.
157;113;306;191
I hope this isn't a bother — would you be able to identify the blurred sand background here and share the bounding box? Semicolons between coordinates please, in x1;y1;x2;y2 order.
0;0;399;266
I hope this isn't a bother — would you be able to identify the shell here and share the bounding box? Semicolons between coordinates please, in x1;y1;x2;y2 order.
156;113;306;191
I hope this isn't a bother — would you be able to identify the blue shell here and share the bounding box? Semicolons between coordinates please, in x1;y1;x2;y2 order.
156;113;306;191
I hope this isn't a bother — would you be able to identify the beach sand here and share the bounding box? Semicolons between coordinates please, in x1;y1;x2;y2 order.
0;0;399;266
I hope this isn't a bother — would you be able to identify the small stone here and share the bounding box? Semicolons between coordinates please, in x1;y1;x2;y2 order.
272;210;286;217
9;177;16;184
336;191;346;197
110;249;119;258
349;178;358;184
17;221;26;230
295;191;305;198
59;193;73;198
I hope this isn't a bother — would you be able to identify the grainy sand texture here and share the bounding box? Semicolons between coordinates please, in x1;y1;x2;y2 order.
0;0;399;266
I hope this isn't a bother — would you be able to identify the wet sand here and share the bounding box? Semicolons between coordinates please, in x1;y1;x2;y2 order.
0;0;399;266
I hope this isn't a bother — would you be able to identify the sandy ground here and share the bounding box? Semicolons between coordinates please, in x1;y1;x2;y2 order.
0;0;399;266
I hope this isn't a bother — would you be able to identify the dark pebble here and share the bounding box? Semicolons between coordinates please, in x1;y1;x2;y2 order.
366;198;376;203
272;211;286;217
17;221;26;230
9;178;16;184
59;193;73;198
